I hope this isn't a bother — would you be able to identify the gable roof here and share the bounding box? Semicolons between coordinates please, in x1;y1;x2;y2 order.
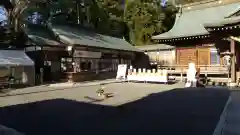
152;1;240;40
51;25;141;52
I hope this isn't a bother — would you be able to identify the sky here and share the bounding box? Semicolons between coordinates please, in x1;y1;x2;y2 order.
0;5;42;26
161;0;168;7
0;6;7;26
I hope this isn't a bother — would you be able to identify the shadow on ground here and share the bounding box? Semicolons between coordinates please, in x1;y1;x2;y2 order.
0;87;229;135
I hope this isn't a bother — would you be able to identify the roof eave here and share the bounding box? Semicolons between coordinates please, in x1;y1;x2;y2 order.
152;33;210;42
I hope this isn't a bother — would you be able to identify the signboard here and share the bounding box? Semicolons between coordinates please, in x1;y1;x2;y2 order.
73;50;102;58
116;64;127;80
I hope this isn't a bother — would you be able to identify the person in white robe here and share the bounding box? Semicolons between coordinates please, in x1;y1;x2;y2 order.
185;62;197;87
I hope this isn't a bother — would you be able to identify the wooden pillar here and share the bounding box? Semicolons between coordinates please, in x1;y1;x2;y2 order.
230;39;236;84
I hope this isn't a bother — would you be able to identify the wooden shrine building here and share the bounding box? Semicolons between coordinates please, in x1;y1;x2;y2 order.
152;0;240;85
25;23;141;83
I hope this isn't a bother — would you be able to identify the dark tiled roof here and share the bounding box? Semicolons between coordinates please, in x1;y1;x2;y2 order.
136;44;175;51
51;25;141;52
152;2;240;40
25;25;64;46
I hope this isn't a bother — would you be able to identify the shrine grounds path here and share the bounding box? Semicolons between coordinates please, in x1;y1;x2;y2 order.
0;82;229;135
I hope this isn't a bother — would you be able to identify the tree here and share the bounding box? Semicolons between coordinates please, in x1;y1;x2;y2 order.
96;0;124;20
124;0;177;45
0;0;51;46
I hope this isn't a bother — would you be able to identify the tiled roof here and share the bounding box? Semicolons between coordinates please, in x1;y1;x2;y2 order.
204;16;240;27
152;2;240;40
51;25;141;52
204;4;240;27
25;25;64;46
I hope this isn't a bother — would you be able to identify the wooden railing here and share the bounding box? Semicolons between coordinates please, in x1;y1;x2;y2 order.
157;65;229;75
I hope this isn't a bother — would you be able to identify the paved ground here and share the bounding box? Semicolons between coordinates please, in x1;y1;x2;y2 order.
0;125;24;135
223;90;240;135
0;82;229;135
0;82;184;107
0;79;123;97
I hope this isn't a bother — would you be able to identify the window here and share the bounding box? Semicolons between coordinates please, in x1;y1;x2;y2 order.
210;50;220;65
80;61;92;71
99;59;115;72
61;58;74;72
0;67;9;77
87;62;92;69
79;59;94;71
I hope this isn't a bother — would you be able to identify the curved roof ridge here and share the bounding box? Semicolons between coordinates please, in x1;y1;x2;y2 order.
181;0;217;8
226;6;240;18
181;0;240;12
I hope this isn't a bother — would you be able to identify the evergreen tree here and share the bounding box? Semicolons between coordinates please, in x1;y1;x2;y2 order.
124;0;177;45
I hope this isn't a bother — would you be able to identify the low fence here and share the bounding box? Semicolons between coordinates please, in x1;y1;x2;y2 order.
157;65;230;83
158;65;229;75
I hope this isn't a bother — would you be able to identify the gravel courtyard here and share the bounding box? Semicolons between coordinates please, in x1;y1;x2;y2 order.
0;82;184;107
0;82;230;135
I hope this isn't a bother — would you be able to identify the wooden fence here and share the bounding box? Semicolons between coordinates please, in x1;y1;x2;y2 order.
157;65;230;82
158;65;229;74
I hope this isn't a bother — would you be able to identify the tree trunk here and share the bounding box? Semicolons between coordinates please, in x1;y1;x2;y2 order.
14;18;18;32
